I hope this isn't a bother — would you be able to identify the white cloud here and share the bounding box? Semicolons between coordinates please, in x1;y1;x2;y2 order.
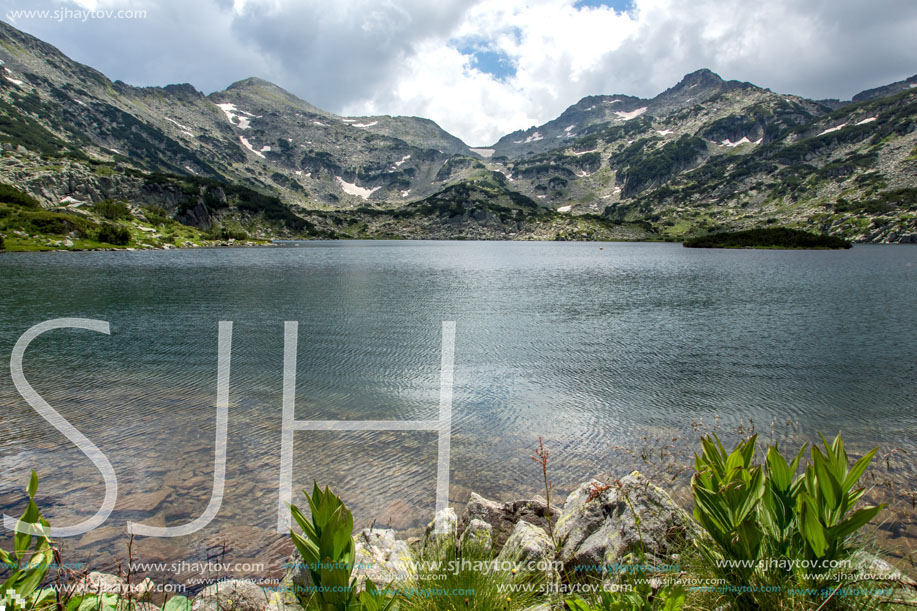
339;0;917;144
4;0;915;145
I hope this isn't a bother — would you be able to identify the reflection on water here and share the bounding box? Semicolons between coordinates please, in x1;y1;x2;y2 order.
0;241;915;583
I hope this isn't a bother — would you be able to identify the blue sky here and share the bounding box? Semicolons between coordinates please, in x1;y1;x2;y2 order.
465;48;517;81
573;0;632;11
2;0;915;145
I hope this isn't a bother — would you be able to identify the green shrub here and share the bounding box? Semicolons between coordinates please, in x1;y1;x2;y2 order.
0;234;5;250
0;183;40;208
2;472;162;611
142;205;169;225
1;472;56;610
92;199;132;221
97;224;131;246
289;483;397;611
19;209;95;237
795;434;884;567
692;435;766;586
205;226;249;241
690;433;885;609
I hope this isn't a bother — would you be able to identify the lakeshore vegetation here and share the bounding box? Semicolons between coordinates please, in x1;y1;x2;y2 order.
2;432;913;611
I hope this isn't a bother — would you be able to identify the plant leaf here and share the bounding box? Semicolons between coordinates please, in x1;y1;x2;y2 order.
842;448;877;494
829;505;885;542
27;472;39;499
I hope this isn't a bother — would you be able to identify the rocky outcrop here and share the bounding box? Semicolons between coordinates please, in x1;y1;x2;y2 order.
192;579;270;611
458;518;493;551
458;492;561;551
555;471;698;576
422;507;458;555
352;528;416;589
177;199;213;230
496;520;555;567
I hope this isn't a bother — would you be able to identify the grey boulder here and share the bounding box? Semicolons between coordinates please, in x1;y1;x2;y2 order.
555;471;698;576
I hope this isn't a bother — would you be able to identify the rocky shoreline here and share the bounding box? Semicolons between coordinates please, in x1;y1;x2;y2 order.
64;471;914;611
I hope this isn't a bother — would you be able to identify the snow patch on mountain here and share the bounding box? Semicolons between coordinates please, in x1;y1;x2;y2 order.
353;121;378;128
569;148;599;156
615;107;647;121
856;117;877;125
239;136;265;158
817;123;847;136
721;136;752;147
216;103;237;120
558;205;572;212
165;117;194;136
3;67;24;87
216;103;260;130
336;177;379;199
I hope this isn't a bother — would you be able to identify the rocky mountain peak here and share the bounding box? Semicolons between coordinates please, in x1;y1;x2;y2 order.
225;76;278;92
650;68;756;114
163;83;205;99
675;68;724;88
852;74;917;103
211;76;332;118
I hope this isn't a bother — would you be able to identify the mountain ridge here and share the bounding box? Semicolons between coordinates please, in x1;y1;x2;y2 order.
0;20;914;248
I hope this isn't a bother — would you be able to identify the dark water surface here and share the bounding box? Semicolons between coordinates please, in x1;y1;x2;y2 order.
1;241;915;581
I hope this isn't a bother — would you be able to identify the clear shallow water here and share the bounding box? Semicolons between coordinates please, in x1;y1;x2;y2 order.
0;241;915;581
